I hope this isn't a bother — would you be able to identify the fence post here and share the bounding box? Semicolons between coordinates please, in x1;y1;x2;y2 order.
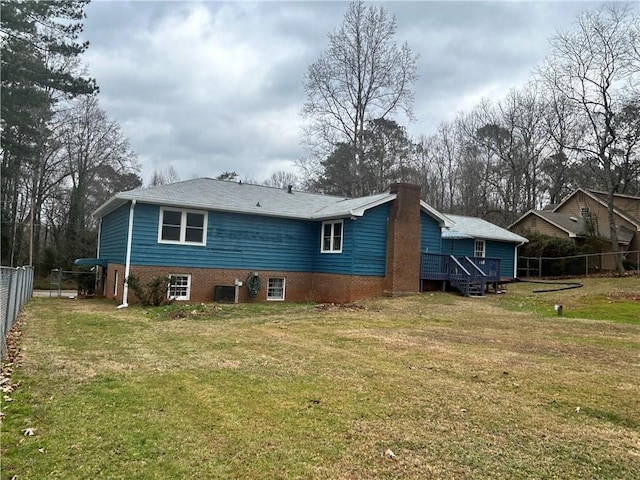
538;257;542;278
585;255;588;277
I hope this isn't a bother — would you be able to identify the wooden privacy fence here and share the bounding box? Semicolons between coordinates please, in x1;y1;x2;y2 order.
1;266;34;360
518;250;640;278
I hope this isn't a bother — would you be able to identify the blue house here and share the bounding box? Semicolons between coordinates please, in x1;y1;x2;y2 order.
85;179;526;304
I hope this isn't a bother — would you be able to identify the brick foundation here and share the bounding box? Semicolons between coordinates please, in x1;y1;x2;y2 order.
104;264;385;305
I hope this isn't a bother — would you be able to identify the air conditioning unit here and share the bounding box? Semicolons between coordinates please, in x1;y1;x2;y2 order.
214;285;236;303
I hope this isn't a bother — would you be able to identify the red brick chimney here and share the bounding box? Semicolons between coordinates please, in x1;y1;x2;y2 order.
385;183;421;295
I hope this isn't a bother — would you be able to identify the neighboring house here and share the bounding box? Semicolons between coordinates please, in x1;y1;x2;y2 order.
82;179;526;304
510;188;640;270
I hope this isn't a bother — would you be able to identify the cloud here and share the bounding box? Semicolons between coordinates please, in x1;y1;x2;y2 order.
80;0;624;186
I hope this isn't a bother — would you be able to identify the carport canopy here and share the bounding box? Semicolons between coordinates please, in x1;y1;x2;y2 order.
74;258;108;267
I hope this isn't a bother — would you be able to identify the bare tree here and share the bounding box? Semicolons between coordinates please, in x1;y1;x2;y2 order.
300;1;417;196
59;95;140;264
263;171;301;190
149;166;180;186
538;3;640;272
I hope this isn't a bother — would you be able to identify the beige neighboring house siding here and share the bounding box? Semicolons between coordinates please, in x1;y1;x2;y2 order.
612;197;640;217
555;194;637;235
512;214;569;239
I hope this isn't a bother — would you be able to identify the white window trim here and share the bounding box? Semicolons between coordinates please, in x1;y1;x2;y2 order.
114;270;119;296
267;277;286;301
168;274;191;301
158;207;208;246
321;219;343;253
474;239;486;258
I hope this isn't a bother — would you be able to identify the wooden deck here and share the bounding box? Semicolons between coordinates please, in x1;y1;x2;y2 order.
420;253;502;297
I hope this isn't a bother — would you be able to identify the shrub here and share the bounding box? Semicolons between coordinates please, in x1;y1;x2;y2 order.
519;230;577;258
126;274;172;306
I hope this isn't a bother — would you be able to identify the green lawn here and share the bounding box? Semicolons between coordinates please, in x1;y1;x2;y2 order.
1;277;639;479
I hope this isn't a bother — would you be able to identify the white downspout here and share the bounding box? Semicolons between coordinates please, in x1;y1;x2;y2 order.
118;200;136;308
97;218;102;257
96;218;102;296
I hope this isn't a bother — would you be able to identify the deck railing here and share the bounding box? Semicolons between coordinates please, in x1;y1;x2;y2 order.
464;257;501;282
447;256;472;296
420;253;502;296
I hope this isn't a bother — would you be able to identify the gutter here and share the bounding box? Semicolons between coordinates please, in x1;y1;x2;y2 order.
118;199;136;309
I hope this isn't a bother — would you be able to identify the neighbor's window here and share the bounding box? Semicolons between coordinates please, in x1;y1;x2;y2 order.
474;239;486;258
267;277;285;301
321;220;343;253
580;207;591;219
168;274;191;301
159;208;207;245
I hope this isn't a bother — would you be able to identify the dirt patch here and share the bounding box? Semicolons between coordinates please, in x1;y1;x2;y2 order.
606;292;640;302
315;303;367;311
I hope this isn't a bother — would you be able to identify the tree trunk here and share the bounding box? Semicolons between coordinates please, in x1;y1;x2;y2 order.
605;189;625;274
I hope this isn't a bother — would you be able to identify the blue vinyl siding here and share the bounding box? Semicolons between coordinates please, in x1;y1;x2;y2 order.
122;202;391;277
99;203;130;264
311;204;389;276
443;238;474;257
421;211;442;254
486;241;516;278
349;203;389;276
352;203;391;277
443;238;516;278
129;204;317;271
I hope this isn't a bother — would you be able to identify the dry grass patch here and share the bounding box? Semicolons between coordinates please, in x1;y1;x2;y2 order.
2;279;639;479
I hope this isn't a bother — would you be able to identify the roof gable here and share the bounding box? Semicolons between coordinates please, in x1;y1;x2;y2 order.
510;209;635;244
553;188;640;228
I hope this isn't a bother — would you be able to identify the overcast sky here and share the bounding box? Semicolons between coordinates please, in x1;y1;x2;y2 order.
80;0;627;186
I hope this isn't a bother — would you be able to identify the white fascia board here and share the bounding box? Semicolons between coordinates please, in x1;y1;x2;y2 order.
349;194;396;217
422;202;454;227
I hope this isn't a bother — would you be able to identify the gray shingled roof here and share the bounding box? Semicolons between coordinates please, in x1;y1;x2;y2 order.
443;214;528;244
535;211;587;236
94;178;450;224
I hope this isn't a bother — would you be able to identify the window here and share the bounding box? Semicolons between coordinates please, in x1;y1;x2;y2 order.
321;220;343;253
580;207;591;219
267;277;285;301
159;208;207;245
168;274;191;301
474;239;485;258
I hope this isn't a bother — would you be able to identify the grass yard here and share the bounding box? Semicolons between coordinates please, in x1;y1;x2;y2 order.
1;277;639;479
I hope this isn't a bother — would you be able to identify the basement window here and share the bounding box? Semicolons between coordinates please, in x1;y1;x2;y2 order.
159;208;207;245
168;274;191;301
321;220;343;253
267;277;285;301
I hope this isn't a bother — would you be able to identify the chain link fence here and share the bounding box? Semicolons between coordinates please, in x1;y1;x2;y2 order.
518;250;640;278
1;266;34;360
